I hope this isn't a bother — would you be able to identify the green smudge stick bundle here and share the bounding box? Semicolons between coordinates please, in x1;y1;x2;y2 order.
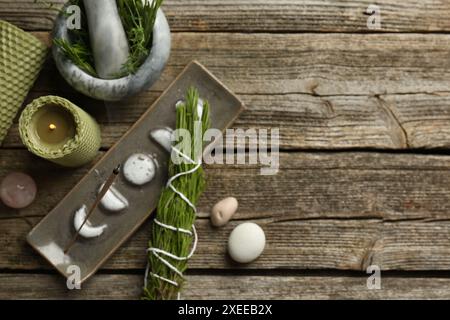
143;88;210;300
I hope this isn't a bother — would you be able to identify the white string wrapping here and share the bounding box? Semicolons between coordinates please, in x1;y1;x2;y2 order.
144;146;201;294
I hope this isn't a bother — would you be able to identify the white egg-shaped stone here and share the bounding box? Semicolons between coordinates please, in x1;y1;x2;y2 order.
123;153;156;186
228;222;265;263
210;197;238;227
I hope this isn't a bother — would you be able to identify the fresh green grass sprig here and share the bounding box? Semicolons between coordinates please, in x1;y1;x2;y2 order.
53;39;97;76
143;87;210;300
117;0;163;74
53;0;97;76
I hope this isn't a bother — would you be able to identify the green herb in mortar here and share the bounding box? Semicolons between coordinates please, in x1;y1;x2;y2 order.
53;0;164;77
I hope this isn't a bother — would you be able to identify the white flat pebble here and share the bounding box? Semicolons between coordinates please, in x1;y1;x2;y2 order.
228;222;265;263
123;153;156;186
210;197;238;227
150;127;173;152
39;242;71;266
99;183;129;212
74;205;107;238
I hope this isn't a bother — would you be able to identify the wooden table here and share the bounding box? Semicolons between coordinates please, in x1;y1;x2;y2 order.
2;0;450;299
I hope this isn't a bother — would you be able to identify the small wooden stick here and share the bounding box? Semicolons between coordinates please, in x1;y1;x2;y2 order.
64;165;121;254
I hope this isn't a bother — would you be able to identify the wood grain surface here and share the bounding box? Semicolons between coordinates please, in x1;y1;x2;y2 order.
4;31;450;150
3;273;450;300
2;151;450;272
2;0;450;33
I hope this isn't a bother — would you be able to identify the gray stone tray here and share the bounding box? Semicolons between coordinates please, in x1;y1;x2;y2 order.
27;61;245;283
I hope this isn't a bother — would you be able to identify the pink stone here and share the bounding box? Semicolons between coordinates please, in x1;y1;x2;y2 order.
0;172;37;209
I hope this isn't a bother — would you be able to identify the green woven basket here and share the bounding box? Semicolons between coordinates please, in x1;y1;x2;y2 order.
19;96;102;167
0;20;48;145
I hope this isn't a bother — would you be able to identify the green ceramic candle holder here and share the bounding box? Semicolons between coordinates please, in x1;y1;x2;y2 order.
19;96;102;167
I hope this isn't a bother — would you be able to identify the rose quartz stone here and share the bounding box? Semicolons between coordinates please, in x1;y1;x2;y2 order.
0;172;37;209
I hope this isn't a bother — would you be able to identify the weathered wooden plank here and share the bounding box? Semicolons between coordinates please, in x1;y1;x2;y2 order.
0;93;401;150
6;91;450;150
2;273;450;299
2;150;450;220
0;151;97;217
2;151;450;271
152;33;450;97
4;215;450;272
1;148;449;221
381;93;450;149
8;90;450;150
4;32;450;150
2;0;450;33
29;32;450;97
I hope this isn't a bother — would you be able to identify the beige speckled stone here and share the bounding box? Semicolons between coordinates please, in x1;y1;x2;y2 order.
210;197;238;227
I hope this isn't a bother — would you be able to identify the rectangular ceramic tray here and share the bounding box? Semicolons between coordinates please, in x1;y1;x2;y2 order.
27;61;244;283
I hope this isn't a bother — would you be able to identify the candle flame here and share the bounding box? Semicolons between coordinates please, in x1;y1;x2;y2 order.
49;124;57;131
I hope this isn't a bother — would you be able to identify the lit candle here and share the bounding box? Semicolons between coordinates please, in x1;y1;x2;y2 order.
34;104;76;148
19;96;102;167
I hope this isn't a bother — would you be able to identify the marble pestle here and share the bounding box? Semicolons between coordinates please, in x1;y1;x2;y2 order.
83;0;130;79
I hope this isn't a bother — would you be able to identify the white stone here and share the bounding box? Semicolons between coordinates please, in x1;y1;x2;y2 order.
150;127;173;152
123;153;156;186
227;222;265;263
73;205;107;238
99;183;129;212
